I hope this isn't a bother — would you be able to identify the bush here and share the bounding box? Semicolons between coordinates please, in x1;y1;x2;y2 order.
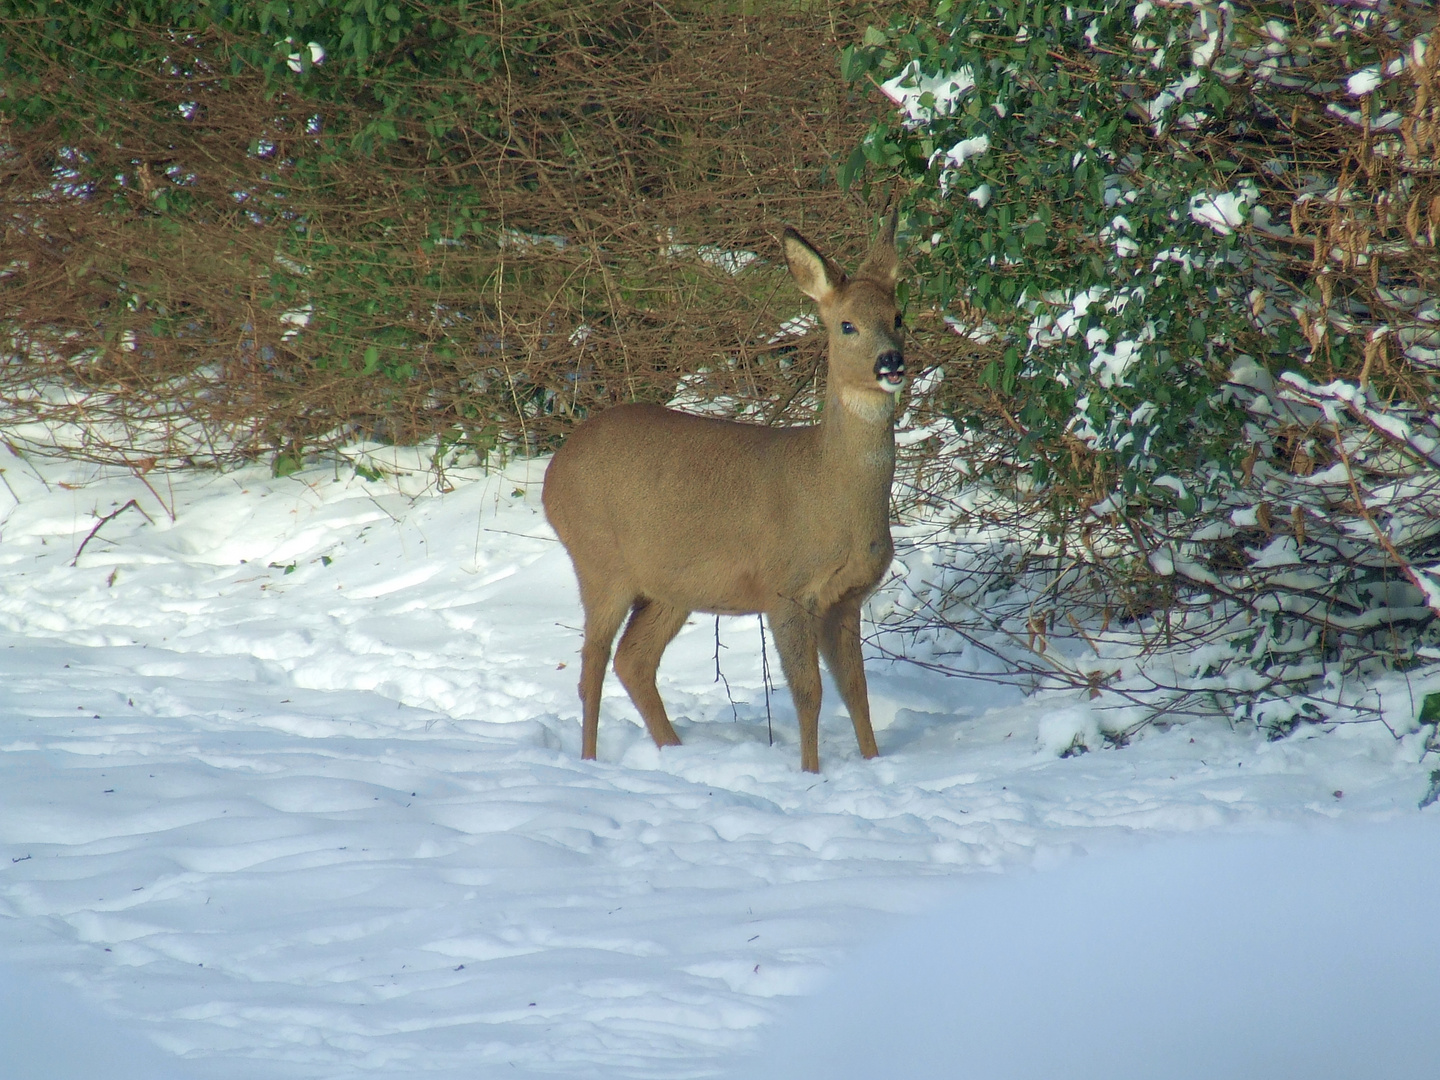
849;1;1440;718
0;1;913;469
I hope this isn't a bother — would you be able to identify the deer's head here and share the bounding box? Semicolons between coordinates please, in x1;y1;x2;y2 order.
782;212;904;407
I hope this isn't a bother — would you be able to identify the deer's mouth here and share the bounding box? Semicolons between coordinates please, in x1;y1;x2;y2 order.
874;351;906;393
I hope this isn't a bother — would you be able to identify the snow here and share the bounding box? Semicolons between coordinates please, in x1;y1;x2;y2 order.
1346;65;1383;96
935;135;990;171
661;240;759;276
1089;337;1142;388
1145;72;1201;129
1326;102;1403;131
282;40;325;74
1189;3;1231;69
0;444;1435;1078
740;820;1440;1079
1188;187;1253;235
879;62;975;126
932;136;991;196
1;961;191;1079
767;314;816;343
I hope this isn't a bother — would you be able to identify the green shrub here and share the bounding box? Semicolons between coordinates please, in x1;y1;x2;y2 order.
846;0;1292;516
848;1;1440;700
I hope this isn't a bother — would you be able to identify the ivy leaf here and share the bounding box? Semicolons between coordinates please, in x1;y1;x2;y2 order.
1420;692;1440;725
837;143;867;191
839;44;870;83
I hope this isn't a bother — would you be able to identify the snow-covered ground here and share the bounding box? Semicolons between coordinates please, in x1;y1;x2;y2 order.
0;443;1433;1078
745;819;1440;1080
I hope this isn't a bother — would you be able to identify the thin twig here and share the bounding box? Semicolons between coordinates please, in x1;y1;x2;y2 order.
758;613;774;746
130;461;175;521
0;468;20;509
73;498;154;566
713;615;739;722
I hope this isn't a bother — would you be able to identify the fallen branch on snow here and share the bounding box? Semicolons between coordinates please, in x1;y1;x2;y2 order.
72;498;154;566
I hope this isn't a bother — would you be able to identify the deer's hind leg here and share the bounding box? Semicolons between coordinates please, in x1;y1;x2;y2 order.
770;607;824;773
819;598;879;760
613;598;688;749
578;581;633;761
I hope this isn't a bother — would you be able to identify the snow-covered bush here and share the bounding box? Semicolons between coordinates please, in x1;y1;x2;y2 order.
847;1;1440;722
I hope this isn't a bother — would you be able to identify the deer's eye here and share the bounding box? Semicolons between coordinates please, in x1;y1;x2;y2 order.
841;321;857;335
894;314;904;330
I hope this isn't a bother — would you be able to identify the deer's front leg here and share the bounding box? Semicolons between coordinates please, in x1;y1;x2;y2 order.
820;598;878;759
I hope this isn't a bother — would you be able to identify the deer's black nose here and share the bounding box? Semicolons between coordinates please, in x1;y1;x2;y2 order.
874;351;905;382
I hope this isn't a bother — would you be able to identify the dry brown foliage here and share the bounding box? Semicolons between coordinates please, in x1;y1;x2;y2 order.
1;0;967;469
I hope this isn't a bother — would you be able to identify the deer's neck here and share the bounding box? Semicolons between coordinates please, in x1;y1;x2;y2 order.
817;382;897;499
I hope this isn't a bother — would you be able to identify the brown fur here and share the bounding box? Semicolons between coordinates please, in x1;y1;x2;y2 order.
543;214;903;772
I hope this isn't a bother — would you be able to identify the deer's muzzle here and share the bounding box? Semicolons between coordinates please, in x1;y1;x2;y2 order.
874;351;906;393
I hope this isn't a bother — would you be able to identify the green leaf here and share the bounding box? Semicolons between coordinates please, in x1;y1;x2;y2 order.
1420;692;1440;725
1001;346;1020;394
837;143;867;192
273;453;303;478
839;44;870;82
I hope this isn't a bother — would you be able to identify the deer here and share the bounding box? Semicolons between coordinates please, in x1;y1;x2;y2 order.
542;212;904;773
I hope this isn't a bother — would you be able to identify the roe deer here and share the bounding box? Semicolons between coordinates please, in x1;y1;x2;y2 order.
542;213;904;772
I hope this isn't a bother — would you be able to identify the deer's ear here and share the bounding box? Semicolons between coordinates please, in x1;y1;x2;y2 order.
783;228;844;302
857;208;899;287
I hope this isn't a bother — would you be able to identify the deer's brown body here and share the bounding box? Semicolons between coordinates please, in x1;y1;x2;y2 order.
543;216;904;772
